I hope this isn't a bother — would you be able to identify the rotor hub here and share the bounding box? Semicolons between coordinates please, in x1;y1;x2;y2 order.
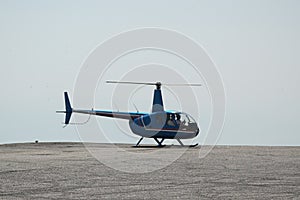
156;82;162;90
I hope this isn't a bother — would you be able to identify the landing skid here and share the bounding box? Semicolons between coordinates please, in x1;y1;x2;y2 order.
134;137;198;148
189;143;199;147
133;145;166;148
176;139;198;147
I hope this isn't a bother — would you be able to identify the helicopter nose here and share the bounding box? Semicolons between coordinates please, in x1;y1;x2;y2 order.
195;128;200;136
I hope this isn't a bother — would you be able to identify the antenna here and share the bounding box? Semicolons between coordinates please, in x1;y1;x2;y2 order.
132;102;139;113
112;101;120;112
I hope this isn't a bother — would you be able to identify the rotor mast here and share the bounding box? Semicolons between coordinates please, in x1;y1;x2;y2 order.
152;82;164;112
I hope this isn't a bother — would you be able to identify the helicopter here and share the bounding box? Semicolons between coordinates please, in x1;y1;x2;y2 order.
57;81;201;147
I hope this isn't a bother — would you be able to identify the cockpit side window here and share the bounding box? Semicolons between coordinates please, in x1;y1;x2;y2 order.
166;113;176;126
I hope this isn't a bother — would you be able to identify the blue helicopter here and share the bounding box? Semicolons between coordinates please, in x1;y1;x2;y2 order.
57;81;201;147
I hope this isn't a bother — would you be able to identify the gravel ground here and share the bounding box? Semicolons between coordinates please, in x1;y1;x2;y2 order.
0;143;299;199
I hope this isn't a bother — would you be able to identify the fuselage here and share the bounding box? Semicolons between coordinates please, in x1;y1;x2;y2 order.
129;111;199;139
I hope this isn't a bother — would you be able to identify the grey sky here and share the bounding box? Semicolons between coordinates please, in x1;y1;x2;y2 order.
0;0;299;145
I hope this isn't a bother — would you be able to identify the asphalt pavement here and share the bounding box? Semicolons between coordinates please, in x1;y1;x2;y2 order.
0;143;299;199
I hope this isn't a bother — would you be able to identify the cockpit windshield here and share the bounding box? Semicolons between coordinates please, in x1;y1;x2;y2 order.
175;112;196;125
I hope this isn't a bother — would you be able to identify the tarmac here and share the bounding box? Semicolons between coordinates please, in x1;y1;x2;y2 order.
0;143;299;199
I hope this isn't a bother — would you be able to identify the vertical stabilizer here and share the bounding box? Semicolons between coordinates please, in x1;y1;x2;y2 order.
63;92;72;124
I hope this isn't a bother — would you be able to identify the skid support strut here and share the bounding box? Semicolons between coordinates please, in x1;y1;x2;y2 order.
176;139;184;146
154;138;165;146
135;137;144;146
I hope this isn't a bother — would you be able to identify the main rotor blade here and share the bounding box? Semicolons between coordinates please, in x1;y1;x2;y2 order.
106;81;156;85
163;83;202;86
106;81;201;86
